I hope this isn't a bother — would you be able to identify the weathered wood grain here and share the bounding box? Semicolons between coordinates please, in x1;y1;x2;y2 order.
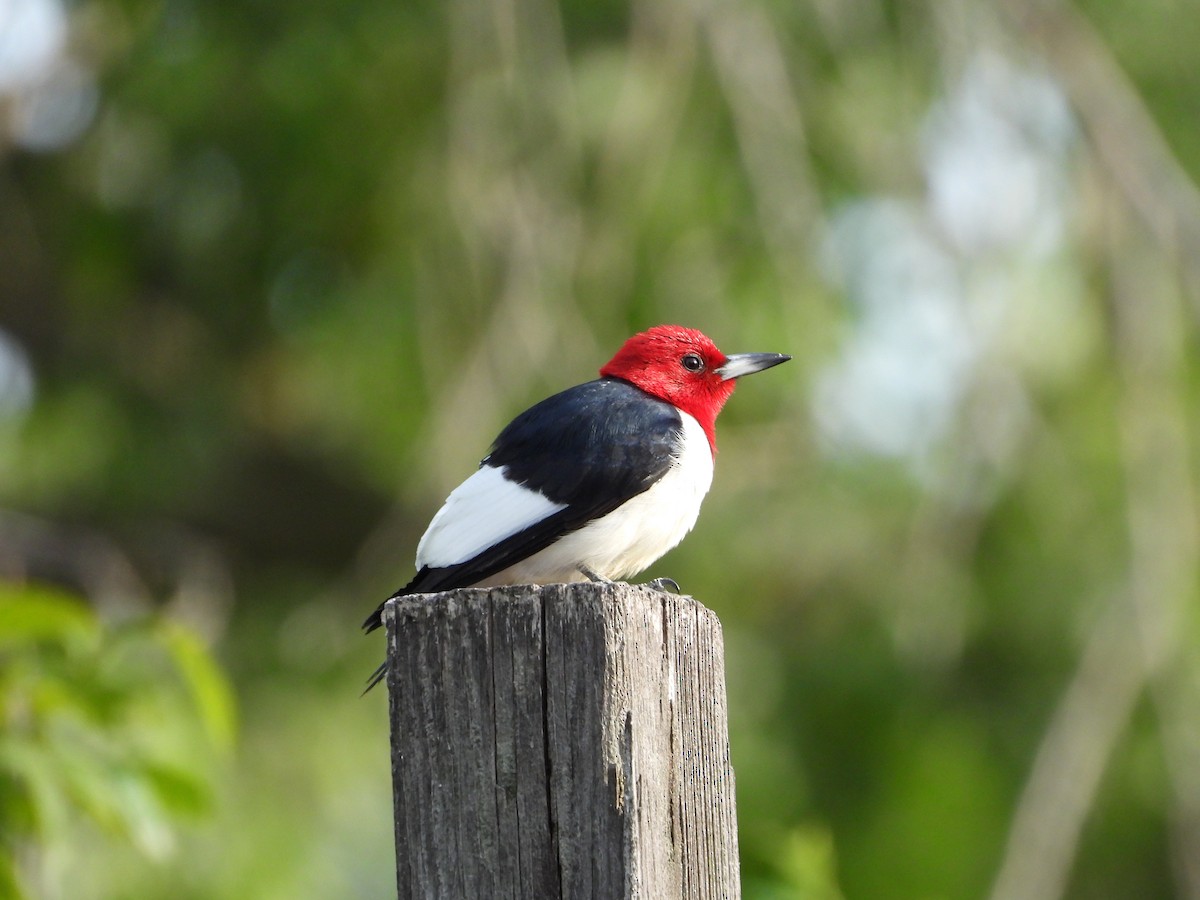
384;581;739;899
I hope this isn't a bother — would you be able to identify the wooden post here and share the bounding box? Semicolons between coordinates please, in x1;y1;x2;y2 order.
383;581;740;899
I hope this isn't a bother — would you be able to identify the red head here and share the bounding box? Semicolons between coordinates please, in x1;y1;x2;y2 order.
599;325;790;453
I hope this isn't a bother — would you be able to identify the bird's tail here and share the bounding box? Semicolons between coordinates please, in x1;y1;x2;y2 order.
361;569;444;690
362;660;387;695
361;601;388;634
362;570;433;634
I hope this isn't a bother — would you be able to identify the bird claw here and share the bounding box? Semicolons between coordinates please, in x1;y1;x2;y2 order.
579;567;679;595
579;565;611;584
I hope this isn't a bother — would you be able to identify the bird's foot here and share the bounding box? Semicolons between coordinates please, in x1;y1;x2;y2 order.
579;565;611;584
579;567;679;594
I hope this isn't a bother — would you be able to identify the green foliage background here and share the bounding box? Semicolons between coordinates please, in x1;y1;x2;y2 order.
2;0;1199;896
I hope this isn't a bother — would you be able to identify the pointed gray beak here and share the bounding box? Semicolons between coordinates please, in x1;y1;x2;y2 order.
717;352;791;381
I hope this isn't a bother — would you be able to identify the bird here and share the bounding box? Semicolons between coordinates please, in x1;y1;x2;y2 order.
362;324;790;690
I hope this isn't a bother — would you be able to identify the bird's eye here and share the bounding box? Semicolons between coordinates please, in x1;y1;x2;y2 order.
681;353;705;373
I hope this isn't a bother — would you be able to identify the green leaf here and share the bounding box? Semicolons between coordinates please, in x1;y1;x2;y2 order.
777;824;845;900
139;761;213;817
160;623;238;753
0;585;95;647
0;850;22;900
0;736;72;845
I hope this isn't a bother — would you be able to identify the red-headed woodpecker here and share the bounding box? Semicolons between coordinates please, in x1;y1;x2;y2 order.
362;325;789;689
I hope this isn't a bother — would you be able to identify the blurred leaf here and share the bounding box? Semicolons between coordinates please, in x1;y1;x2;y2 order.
776;824;845;900
0;584;95;647
160;623;238;754
0;737;70;842
0;857;16;900
0;583;235;892
140;761;214;817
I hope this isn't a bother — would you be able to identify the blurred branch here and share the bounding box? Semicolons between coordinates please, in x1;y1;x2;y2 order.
987;596;1144;900
0;510;234;642
596;0;699;231
0;510;151;616
696;0;821;292
1001;0;1200;312
1109;236;1200;898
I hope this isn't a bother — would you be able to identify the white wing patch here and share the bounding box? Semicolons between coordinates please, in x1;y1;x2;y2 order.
415;464;566;569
